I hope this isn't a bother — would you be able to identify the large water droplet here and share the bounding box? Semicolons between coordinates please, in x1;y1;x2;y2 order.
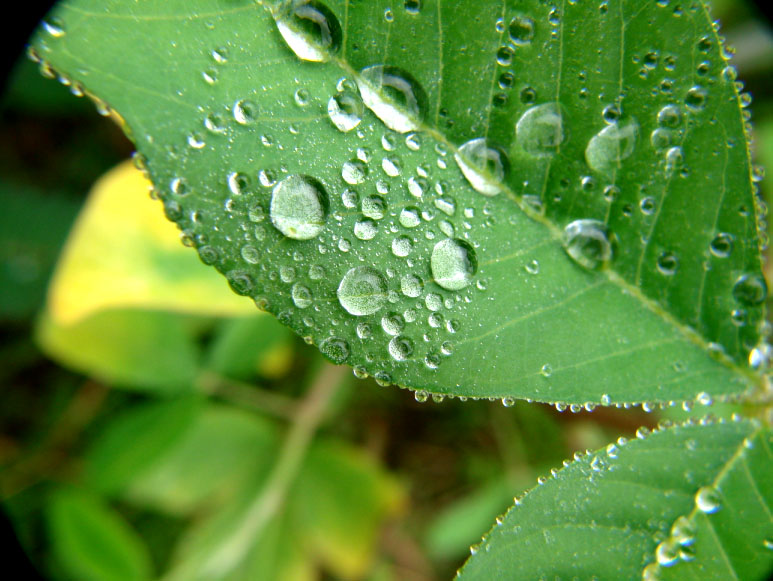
327;90;363;132
292;284;313;308
563;219;613;269
358;65;427;133
454;138;508;196
585;120;638;175
270;175;328;240
275;0;342;62
338;266;388;315
515;102;566;156
431;239;477;290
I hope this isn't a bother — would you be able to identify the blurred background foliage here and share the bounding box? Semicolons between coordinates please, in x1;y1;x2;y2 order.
1;1;771;579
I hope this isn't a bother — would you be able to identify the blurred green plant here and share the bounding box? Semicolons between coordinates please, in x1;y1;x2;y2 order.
1;0;773;580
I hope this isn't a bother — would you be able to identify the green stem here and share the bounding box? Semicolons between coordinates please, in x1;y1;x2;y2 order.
193;362;347;579
197;371;297;419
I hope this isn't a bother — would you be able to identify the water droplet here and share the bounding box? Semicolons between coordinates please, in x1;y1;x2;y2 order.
381;313;405;335
42;17;65;37
382;157;401;177
270;175;328;240
515;102;566;156
342;159;368;185
524;259;540;274
664;146;684;176
709;232;733;257
401;274;423;297
170;177;189;196
354;219;378;240
399;207;421;228
327;90;363;132
241;245;260;264
392;235;413;257
275;0;342;62
425;293;442;311
407;176;427;198
563;219;613;270
454;138;509;196
338;266;388;316
233;99;257;125
292;284;313;308
670;515;696;546
657;252;679;275
540;363;553;377
227;172;250;195
362;196;386;219
431;239;477;291
404;0;421;13
320;336;350;363
585;120;638;175
508;15;535;45
695;486;721;513
733;274;767;305
684;86;707;111
657;104;682;128
358;65;427;133
656;539;680;567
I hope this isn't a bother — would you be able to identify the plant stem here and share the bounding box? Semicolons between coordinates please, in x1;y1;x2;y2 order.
193;362;347;579
197;370;297;419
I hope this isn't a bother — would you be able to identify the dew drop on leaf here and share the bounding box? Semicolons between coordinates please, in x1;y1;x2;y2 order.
275;0;342;62
430;238;477;291
508;15;535;45
337;266;388;316
327;90;363;132
563;219;613;270
695;486;721;513
732;274;767;305
342;159;368;185
357;65;427;133
515;102;566;156
320;336;350;363
269;174;328;240
454;138;509;196
388;335;414;361
585;119;639;176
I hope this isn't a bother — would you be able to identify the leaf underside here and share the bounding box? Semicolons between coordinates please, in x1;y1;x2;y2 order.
459;418;773;581
32;0;766;404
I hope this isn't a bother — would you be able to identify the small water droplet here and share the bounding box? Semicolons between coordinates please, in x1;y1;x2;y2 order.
401;274;423;297
540;363;553;377
362;196;386;219
382;157;402;177
292;284;313;308
657;252;679;275
407;176;427;198
524;259;540;274
563;219;613;270
358;65;427;133
657;104;682;128
320;336;350;363
392;235;413;257
399;207;421;228
508;15;535;45
516;102;566;156
327;90;363;132
684;86;707;111
431;239;477;291
275;0;342;62
454;138;509;196
338;266;388;315
709;232;733;257
585;119;638;175
233;99;257;125
270;175;328;240
42;17;66;37
695;486;721;513
388;335;413;360
342;159;368;185
354;219;378;240
732;274;767;305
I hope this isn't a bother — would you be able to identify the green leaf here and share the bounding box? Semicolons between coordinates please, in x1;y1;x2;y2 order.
205;314;294;380
83;396;201;495
290;440;405;578
123;403;280;515
45;488;153;581
31;0;766;405
458;418;773;580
